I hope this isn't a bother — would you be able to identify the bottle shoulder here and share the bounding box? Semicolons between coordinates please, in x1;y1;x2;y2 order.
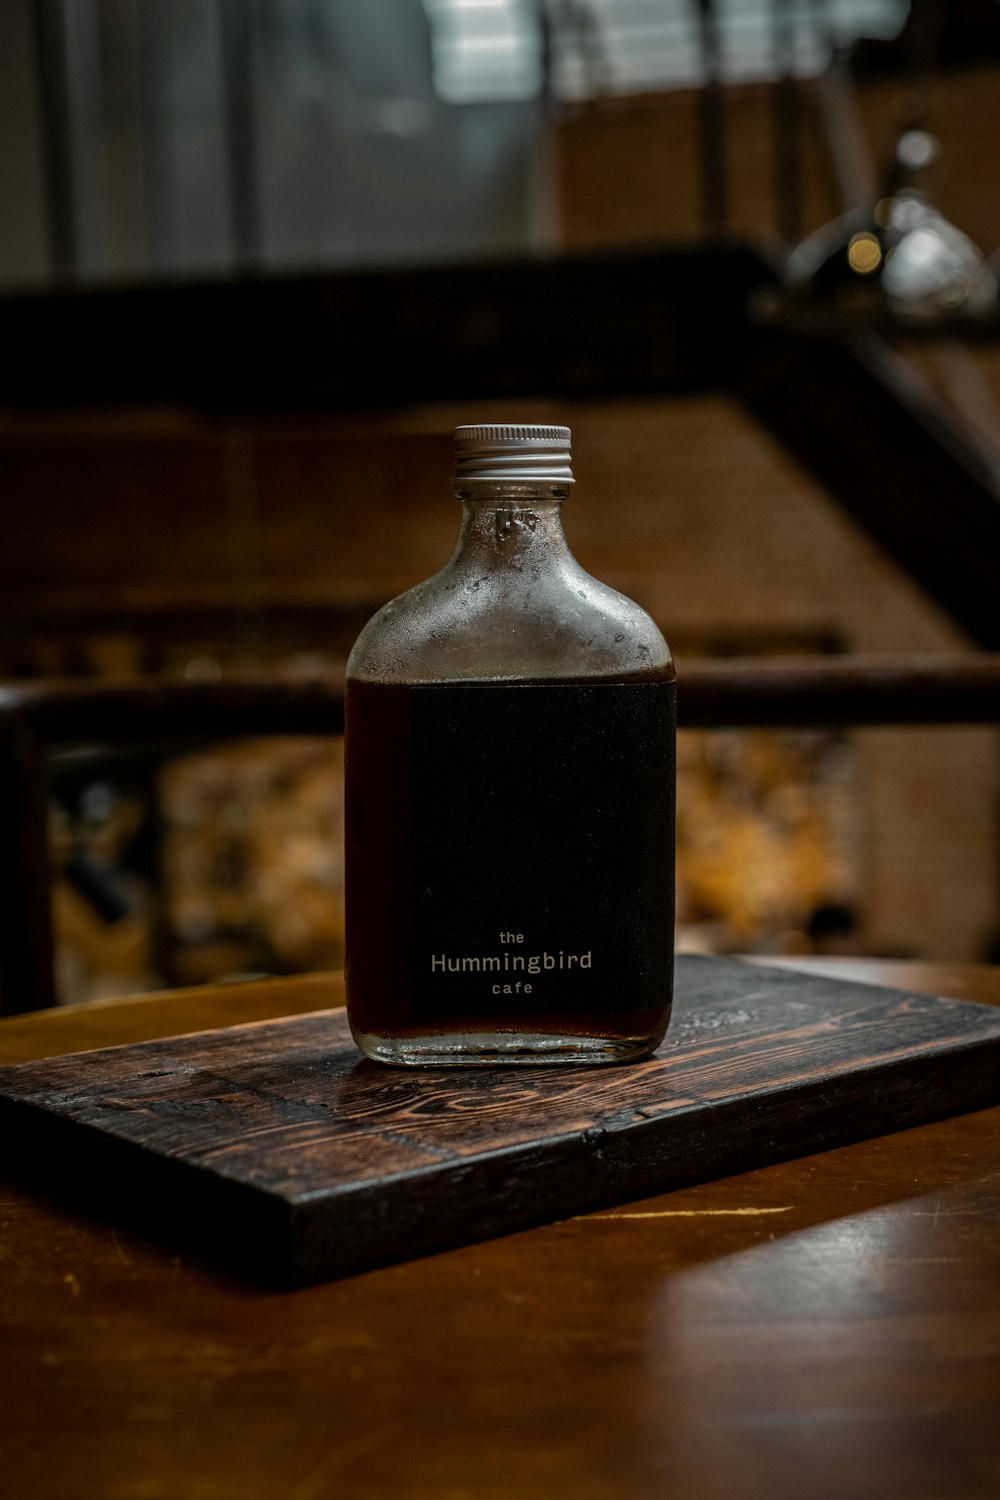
347;557;673;684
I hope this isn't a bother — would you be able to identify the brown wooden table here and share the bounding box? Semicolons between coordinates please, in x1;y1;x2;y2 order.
2;959;999;1500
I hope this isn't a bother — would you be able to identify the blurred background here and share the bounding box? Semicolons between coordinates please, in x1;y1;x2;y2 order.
1;0;999;1006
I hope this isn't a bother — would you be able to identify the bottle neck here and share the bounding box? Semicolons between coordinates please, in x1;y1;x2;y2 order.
451;482;573;569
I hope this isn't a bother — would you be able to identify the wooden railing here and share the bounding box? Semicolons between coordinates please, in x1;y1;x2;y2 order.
2;653;998;1016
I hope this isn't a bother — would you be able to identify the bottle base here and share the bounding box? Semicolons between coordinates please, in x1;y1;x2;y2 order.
350;1026;665;1067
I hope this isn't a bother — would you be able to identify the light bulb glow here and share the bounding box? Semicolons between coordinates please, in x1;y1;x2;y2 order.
847;233;882;275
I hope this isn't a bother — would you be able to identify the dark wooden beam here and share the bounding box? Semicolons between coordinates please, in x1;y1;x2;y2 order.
4;657;1000;750
0;678;345;746
0;243;774;411
0;722;56;1014
740;331;1000;649
677;652;1000;727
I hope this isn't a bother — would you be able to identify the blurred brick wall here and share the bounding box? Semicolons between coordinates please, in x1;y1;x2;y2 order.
5;388;997;962
3;63;999;963
557;66;1000;255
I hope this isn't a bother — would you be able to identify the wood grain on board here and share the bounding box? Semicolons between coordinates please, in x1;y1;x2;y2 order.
2;954;1000;1286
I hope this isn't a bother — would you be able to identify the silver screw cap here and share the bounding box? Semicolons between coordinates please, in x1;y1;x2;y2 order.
453;423;574;484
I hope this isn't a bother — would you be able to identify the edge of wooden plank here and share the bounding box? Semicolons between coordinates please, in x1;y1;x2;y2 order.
286;1029;1000;1285
0;1088;297;1283
4;959;1000;1286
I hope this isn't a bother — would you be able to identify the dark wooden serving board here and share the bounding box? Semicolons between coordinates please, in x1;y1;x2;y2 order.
3;955;1000;1287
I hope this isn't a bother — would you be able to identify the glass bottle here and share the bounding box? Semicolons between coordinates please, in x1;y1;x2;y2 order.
344;423;675;1065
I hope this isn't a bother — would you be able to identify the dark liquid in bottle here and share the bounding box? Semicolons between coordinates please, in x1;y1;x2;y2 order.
345;671;675;1058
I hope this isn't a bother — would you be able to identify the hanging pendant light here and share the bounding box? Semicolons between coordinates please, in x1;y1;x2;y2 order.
783;123;997;332
776;0;998;336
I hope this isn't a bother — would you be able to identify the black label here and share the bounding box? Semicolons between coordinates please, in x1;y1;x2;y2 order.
410;680;675;1018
